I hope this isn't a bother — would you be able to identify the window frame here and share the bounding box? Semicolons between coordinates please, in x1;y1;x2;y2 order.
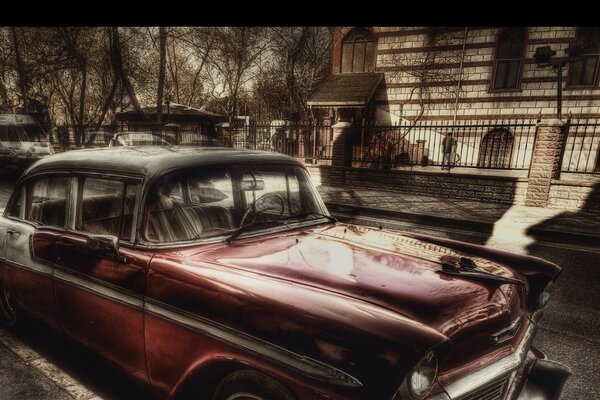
74;176;140;242
490;28;527;92
566;27;600;88
341;28;377;73
3;173;74;231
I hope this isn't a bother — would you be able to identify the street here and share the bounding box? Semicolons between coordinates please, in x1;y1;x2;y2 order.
0;171;599;399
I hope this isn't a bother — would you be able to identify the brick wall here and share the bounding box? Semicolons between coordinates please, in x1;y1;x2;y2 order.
306;165;529;204
370;27;600;123
549;180;600;212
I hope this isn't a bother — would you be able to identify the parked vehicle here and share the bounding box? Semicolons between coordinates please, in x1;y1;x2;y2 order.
84;131;173;148
0;113;53;171
0;146;570;400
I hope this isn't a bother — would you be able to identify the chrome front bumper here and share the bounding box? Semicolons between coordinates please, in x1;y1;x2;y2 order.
427;317;570;400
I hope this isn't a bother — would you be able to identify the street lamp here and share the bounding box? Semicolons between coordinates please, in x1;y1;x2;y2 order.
534;44;584;120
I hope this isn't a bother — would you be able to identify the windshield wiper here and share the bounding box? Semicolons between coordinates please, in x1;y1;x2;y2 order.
286;212;337;224
225;220;287;244
438;258;525;286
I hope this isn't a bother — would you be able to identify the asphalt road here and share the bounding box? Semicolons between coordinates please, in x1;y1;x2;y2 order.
0;170;598;399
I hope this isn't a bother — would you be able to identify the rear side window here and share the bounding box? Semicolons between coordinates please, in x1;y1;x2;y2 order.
26;177;70;227
78;178;137;240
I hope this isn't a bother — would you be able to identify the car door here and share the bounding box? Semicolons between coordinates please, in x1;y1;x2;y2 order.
52;175;152;384
3;176;68;331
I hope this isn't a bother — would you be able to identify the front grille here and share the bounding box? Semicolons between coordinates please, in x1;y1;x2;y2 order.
459;375;509;400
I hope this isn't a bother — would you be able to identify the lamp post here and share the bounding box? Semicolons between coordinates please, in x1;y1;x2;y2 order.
534;46;567;119
534;44;583;120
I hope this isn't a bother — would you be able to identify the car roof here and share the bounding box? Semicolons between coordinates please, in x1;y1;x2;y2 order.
23;146;303;182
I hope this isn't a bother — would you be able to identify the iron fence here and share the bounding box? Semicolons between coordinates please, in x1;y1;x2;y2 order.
561;119;600;174
51;118;600;175
351;119;538;170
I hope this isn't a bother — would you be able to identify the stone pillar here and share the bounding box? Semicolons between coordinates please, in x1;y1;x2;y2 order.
331;121;352;186
525;119;568;207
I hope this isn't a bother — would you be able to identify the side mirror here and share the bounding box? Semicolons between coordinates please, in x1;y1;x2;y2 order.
87;235;127;263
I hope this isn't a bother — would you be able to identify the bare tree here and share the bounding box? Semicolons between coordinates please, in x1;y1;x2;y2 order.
253;27;331;121
157;27;167;124
11;27;29;111
109;27;147;120
382;27;469;124
208;27;267;116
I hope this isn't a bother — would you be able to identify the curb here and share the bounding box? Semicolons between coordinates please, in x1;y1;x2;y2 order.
325;201;600;248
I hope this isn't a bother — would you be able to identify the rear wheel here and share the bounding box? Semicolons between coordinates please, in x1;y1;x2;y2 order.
0;283;18;327
212;370;296;400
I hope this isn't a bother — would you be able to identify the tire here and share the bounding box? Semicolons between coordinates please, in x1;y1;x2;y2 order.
212;370;296;400
0;282;18;328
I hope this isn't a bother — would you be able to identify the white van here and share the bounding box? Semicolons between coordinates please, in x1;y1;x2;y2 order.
0;113;54;171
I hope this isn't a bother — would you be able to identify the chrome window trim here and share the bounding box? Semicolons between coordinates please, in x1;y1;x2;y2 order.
441;321;537;399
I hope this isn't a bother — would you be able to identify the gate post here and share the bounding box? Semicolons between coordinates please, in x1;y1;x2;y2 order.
331;121;352;186
525;119;568;207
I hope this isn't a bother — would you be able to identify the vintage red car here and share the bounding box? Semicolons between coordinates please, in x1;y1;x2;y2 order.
0;147;569;400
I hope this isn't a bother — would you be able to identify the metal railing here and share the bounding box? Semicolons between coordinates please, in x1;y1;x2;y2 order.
351;119;538;170
51;118;600;175
561;119;600;174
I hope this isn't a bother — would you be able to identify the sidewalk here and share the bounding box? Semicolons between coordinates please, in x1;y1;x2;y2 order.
318;185;600;247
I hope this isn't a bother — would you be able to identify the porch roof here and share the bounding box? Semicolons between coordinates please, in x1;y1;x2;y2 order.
307;72;383;108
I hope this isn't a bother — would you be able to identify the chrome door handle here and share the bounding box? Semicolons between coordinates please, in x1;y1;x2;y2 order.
6;229;21;236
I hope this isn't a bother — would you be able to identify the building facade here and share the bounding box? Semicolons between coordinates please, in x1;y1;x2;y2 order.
312;27;600;122
305;27;600;211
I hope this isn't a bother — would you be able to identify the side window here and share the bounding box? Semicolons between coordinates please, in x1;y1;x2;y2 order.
7;186;24;219
78;178;137;240
26;177;70;227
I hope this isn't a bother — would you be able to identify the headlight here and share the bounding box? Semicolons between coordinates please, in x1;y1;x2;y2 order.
408;351;438;398
537;281;553;309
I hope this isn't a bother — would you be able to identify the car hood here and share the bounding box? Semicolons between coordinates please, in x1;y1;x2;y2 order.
197;223;526;341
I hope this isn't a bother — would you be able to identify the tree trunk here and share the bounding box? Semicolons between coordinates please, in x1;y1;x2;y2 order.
93;77;119;130
157;27;167;125
110;27;148;121
11;27;29;112
76;62;87;147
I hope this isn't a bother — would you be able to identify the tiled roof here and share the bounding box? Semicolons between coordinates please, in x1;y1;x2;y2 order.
307;73;383;107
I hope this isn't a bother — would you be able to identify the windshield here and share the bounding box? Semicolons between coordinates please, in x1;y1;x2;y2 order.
0;124;46;142
113;133;170;146
144;164;328;243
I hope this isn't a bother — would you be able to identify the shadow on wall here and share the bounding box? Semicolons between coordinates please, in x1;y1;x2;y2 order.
321;174;521;247
526;182;600;252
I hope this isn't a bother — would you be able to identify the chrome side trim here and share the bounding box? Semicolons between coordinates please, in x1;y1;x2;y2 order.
54;269;143;310
144;300;363;388
442;322;536;399
5;259;53;277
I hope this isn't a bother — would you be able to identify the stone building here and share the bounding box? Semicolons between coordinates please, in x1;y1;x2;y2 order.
310;27;600;122
306;27;600;211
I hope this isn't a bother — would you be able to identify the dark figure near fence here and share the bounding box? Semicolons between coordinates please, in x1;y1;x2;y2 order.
441;132;457;170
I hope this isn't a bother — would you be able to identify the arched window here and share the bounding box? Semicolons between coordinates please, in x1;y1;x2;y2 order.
492;28;526;90
568;27;600;87
342;28;377;73
478;128;514;168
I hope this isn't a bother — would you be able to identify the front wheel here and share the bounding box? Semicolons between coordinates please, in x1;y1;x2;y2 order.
0;283;18;327
212;370;296;400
